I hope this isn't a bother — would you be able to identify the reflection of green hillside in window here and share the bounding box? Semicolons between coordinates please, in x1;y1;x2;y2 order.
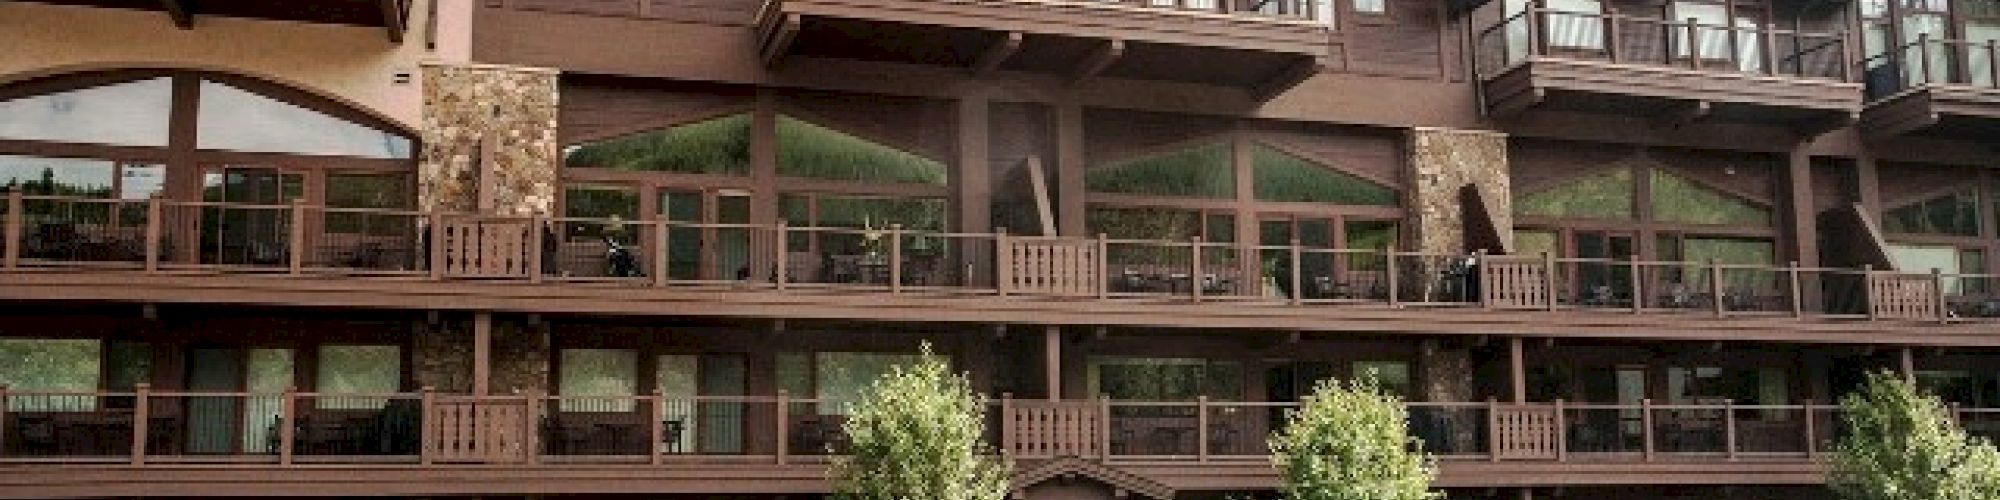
1087;206;1202;266
564;114;751;175
777;116;945;185
813;196;946;231
1086;142;1233;199
0;338;101;406
1516;168;1634;219
1884;190;1979;236
1651;170;1771;226
1252;145;1396;206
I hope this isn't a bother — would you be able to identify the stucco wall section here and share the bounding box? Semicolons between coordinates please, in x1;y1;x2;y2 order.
419;63;560;215
0;1;469;130
1405;128;1511;255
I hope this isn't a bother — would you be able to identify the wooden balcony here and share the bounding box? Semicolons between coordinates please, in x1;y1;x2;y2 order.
2;193;2000;346
22;0;414;41
1858;37;2000;140
4;388;1928;496
1472;8;1860;133
753;0;1332;98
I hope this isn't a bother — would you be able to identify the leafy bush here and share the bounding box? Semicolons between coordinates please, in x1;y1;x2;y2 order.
1268;376;1441;500
1830;370;2000;500
831;345;1008;500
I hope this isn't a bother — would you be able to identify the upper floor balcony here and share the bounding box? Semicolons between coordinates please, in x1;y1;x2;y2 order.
1858;36;2000;140
1472;6;1861;133
3;192;2000;345
21;0;415;42
750;0;1333;98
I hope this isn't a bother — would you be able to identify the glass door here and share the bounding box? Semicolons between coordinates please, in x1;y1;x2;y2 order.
184;348;244;454
201;167;303;266
1574;230;1635;306
657;188;752;281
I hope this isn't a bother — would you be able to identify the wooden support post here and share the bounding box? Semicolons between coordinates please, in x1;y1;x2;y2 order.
288;200;305;274
144;198;162;272
1918;34;1934;85
1686;20;1702;70
1933;268;1948;324
1190;236;1205;303
1289;240;1304;306
653;220;669;288
1629;257;1643;314
1789;262;1804;318
775;390;790;465
1724;399;1738;461
889;224;904;294
528;215;544;283
1000;393;1014;459
1045;326;1062;401
1097;233;1110;300
775;220;789;290
131;383;150;465
524;390;542;465
1865;264;1879;321
473;312;492;397
1510;337;1527;403
1196;396;1210;463
1803;399;1817;456
1642;398;1656;462
996;231;1012;297
1543;251;1558;311
419;387;436;465
1487;398;1502;462
428;212;445;280
1605;6;1622;63
1478;250;1493;309
0;386;9;453
1098;396;1112;463
650;391;665;465
5;190;22;269
1900;347;1916;385
1988;41;1999;87
1386;248;1401;307
1554;399;1567;462
280;386;297;466
1710;258;1727;317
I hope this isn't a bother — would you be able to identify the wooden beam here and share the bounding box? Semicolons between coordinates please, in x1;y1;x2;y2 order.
1071;39;1125;86
1797;112;1859;140
1252;57;1326;102
380;0;408;44
972;32;1023;77
760;14;803;69
1044;326;1062;401
160;0;193;29
472;312;492;396
1652;100;1712;130
1488;88;1545;119
1025;156;1056;237
1510;337;1527;404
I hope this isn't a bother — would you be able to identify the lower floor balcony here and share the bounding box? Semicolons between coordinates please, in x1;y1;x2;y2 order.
2;389;1948;496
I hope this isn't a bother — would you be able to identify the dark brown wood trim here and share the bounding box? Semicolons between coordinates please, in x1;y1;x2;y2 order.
159;0;194;29
1072;39;1126;86
972;32;1023;77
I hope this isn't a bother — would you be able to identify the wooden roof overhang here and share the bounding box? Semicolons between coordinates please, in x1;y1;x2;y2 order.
21;0;413;42
754;0;1332;100
1484;58;1863;136
1859;84;2000;141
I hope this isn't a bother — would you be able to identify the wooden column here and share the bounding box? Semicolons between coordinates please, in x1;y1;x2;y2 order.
748;90;780;280
1054;103;1087;237
473;312;492;396
1900;347;1917;384
1044;326;1062;401
1232;132;1259;294
1855;150;1882;220
165;75;201;264
1510;337;1527;403
957;96;994;286
1785;145;1818;268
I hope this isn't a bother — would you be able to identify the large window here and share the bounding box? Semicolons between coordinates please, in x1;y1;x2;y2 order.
0;77;172;148
316;345;401;410
1885;189;1980;236
0;338;101;410
195;81;411;159
1517;167;1635;220
1087;141;1234;199
559;348;640;412
564;113;751;176
777;116;946;185
777;352;926;415
1251;144;1396;206
1087;357;1244;401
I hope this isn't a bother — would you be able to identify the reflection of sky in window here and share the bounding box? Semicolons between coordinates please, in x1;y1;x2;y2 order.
121;164;165;199
0;77;172;147
196;81;412;159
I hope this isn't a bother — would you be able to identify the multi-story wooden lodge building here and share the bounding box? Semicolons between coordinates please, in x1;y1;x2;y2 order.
1;0;1998;498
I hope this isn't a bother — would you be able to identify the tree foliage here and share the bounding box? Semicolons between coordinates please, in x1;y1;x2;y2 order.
831;345;1008;500
1268;376;1442;500
1830;370;2000;500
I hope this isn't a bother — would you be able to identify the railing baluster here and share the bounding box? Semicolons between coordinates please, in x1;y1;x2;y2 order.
1642;398;1656;461
775;220;789;290
1190;236;1204;303
419;387;435;465
1803;400;1817;457
1289;240;1303;306
890;224;904;294
4;190;21;269
1724;399;1738;461
281;387;297;466
428;212;445;280
144;198;162;272
1486;398;1501;462
1386;248;1401;307
650;391;665;466
1788;261;1804;318
996;231;1012;297
653;220;669;288
289;201;306;275
1710;258;1726;318
131;383;149;466
775;390;790;465
1196;396;1210;463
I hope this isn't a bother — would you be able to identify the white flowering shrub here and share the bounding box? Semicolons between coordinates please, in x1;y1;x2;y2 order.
1268;377;1442;500
1830;370;2000;500
831;345;1008;500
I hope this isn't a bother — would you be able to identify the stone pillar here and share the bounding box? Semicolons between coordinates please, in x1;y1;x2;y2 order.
1417;339;1474;403
490;318;551;394
411;318;472;393
1404;128;1511;255
419;62;560;216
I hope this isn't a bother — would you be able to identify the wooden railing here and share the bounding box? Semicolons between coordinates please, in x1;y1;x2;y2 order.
1858;35;2000;100
489;0;1329;24
4;192;1996;325
15;387;2000;467
1474;7;1851;81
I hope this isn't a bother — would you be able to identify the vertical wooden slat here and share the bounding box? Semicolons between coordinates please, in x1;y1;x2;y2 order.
131;383;150;465
280;387;296;466
776;391;790;465
996;232;1012;296
289;202;306;274
144;198;162;272
428;213;445;280
1642;398;1656;462
4;190;22;269
420;388;436;465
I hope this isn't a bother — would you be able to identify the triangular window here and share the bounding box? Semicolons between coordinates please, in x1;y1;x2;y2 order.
1085;141;1233;199
1515;167;1635;220
0;77;172;147
564;113;751;175
1250;144;1395;206
776;115;945;185
1884;189;1980;236
1650;169;1772;226
195;80;412;159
